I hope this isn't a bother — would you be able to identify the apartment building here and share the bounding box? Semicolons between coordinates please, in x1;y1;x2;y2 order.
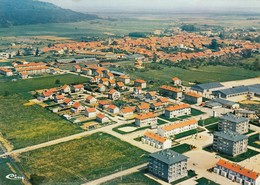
135;112;157;127
149;149;188;183
218;114;249;134
142;131;172;149
213;131;248;157
164;104;191;118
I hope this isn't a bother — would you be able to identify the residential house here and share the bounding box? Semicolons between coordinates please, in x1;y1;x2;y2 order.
184;92;203;104
160;85;182;99
85;95;97;105
104;72;114;80
98;100;110;109
149;149;188;183
234;109;258;120
60;85;71;94
0;68;13;76
118;75;130;84
135;112;157;127
54;95;65;103
164;104;191;118
150;102;164;111
109;79;116;87
157;97;169;107
98;84;106;92
81;68;92;76
72;65;81;73
60;98;73;108
146;91;157;100
136;102;150;113
172;77;182;86
71;84;84;92
142;131;172;149
116;82;126;90
85;107;97;118
120;107;135;118
71;102;85;113
108;104;120;114
213;131;248;157
157;119;198;138
214;159;260;185
19;72;29;79
134;79;147;89
218;114;249;134
100;78;109;86
96;113;109;123
108;89;121;100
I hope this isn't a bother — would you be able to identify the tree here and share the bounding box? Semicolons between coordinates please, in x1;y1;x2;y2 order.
3;91;9;96
252;60;260;70
209;39;219;51
35;47;39;56
55;79;60;84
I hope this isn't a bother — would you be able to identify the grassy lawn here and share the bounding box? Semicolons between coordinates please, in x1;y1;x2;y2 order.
205;123;218;133
196;177;220;185
17;132;149;185
0;158;23;185
158;115;180;122
129;65;260;84
171;170;197;185
112;123;150;135
199;117;219;126
174;128;205;140
101;171;160;185
0;95;81;149
248;133;260;149
157;119;168;125
191;108;205;116
217;149;259;162
246;129;255;135
0;74;87;97
170;143;194;154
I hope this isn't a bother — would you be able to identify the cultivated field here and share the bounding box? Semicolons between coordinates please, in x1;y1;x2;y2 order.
129;65;260;85
0;95;81;149
17;132;148;185
0;74;88;97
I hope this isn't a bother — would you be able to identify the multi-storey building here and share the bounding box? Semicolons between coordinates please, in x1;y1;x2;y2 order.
218;114;249;134
214;159;260;185
158;119;198;138
160;85;182;99
149;149;188;183
135;112;157;127
164;104;191;118
213;131;248;157
184;92;203;104
142;131;172;149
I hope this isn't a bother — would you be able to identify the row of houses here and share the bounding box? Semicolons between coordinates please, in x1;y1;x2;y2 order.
160;85;203;104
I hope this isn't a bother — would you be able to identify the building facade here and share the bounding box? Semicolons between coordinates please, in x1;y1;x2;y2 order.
164;104;191;118
135;112;157;127
142;131;172;149
149;149;188;183
214;159;260;185
218;114;249;134
213;131;248;157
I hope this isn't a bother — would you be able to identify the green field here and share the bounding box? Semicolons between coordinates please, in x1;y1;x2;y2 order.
174;128;205;139
0;19;170;38
199;117;219;126
196;177;220;185
17;132;148;185
217;149;259;162
0;74;87;97
0;158;23;185
0;95;81;149
248;133;260;149
129;65;260;84
101;171;160;185
170;143;194;154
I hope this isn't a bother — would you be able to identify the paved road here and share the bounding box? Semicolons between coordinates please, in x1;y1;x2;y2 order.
82;163;148;185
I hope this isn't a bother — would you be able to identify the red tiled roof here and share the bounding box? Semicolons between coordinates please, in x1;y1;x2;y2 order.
144;131;167;143
165;104;190;111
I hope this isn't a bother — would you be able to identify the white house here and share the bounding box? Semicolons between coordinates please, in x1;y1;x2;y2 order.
85;107;97;118
214;159;260;185
134;79;147;89
60;85;71;94
135;112;157;127
85;95;97;105
108;104;120;114
96;113;109;123
142;131;172;149
120;107;135;118
157;119;198;138
71;84;84;92
108;89;121;100
164;104;191;118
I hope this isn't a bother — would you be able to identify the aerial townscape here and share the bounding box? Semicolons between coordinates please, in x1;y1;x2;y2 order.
0;0;260;185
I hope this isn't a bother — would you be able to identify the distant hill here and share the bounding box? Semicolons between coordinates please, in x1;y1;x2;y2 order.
0;0;98;27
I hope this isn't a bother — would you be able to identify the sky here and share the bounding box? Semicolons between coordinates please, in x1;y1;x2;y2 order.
41;0;260;13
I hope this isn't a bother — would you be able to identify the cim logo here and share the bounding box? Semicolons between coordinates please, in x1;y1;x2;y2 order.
6;174;24;180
